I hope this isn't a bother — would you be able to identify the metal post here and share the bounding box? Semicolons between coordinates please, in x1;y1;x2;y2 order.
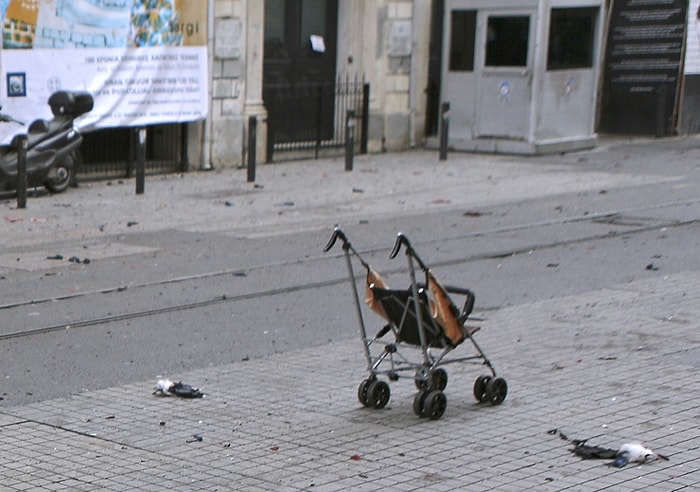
14;134;28;209
361;82;370;154
247;115;257;183
439;102;450;161
345;110;355;171
655;86;667;138
136;127;146;194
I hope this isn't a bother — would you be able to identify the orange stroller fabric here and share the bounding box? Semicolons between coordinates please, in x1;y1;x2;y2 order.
365;267;389;319
427;271;465;346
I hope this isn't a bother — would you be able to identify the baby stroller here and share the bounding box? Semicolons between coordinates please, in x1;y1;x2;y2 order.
324;228;507;420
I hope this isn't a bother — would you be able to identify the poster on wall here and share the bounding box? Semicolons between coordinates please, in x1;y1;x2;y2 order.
685;0;700;74
599;0;687;135
0;0;208;143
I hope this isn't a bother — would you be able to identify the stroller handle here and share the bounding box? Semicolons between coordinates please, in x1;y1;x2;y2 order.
391;233;430;271
390;233;411;259
323;227;349;252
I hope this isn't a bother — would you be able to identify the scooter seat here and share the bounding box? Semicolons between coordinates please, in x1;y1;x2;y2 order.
28;119;50;133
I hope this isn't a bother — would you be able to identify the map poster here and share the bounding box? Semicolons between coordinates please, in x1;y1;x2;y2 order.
0;0;208;142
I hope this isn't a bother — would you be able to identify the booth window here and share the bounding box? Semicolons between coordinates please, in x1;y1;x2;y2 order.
547;7;598;70
485;16;530;67
449;10;476;71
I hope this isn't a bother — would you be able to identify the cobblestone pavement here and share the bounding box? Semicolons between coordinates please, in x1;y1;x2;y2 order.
1;268;698;490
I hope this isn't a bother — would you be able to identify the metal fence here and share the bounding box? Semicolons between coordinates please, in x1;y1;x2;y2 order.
265;75;369;162
78;123;188;181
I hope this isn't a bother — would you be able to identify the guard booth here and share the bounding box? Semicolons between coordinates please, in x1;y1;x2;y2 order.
441;0;604;154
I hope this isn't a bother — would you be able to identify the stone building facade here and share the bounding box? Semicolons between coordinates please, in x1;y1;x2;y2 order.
202;0;432;169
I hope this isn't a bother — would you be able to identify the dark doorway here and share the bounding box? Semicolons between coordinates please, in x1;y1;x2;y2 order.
263;0;338;150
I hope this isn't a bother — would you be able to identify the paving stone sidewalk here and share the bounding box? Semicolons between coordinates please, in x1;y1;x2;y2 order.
1;269;698;491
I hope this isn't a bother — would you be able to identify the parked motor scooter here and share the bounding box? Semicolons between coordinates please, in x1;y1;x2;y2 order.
0;90;94;193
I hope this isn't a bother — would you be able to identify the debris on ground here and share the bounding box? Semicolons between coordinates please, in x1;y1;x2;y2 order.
153;378;204;398
68;256;90;264
548;429;668;468
186;434;204;443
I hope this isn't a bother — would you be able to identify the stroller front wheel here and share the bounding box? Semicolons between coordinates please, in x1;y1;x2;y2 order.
424;390;447;420
485;377;508;405
414;389;447;419
473;375;491;403
357;378;374;407
366;380;391;409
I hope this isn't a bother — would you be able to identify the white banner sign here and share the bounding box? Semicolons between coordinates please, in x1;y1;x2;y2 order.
0;0;208;139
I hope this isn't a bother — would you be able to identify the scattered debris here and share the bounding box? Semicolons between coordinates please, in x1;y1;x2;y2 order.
68;256;90;264
608;442;669;468
153;378;204;398
549;429;669;468
463;210;483;217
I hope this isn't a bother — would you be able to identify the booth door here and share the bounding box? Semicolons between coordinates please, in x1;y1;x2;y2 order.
474;11;535;140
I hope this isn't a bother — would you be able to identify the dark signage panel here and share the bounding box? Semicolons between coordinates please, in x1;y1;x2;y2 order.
599;0;687;135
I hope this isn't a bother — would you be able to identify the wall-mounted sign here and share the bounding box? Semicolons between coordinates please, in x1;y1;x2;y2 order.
0;0;209;137
599;0;687;135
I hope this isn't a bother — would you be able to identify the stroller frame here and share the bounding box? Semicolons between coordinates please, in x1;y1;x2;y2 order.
324;228;507;420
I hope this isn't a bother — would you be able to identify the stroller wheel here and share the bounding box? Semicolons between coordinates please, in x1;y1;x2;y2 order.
431;369;448;391
413;391;428;417
357;378;374;407
473;375;492;403
424;390;447;420
367;380;391;409
485;377;508;405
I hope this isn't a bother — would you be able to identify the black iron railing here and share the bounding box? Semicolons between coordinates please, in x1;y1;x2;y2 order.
265;74;369;162
78;123;188;181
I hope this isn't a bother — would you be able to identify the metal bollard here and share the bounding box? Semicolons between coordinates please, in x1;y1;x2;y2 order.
135;127;146;194
345;110;356;171
247;115;257;183
14;134;28;208
439;102;450;161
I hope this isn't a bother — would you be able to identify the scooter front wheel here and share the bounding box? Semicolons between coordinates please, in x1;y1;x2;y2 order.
44;155;74;193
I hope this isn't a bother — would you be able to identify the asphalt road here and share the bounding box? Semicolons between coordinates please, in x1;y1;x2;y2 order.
1;140;699;407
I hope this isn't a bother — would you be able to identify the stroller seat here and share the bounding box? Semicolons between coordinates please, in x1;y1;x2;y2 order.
369;285;446;347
